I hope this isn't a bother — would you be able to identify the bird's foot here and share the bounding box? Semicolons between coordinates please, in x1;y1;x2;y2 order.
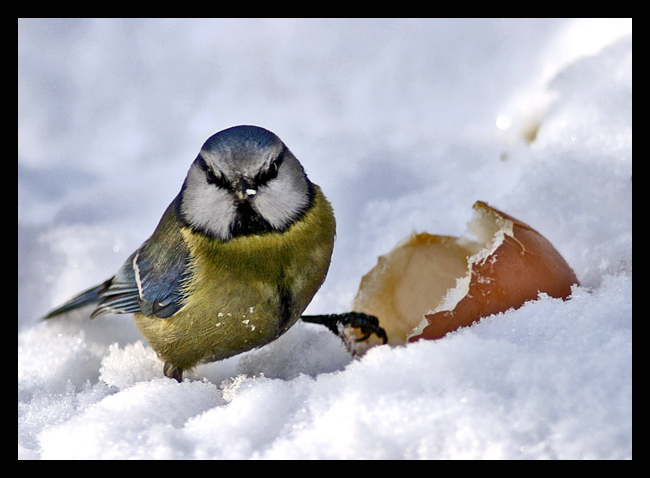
302;312;388;355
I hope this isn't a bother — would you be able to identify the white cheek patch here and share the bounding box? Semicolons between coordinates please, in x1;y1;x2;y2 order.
181;166;237;240
254;173;309;229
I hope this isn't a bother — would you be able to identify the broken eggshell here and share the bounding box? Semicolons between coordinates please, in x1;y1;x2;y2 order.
349;201;579;354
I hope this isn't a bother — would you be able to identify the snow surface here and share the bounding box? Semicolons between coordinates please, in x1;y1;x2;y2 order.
18;19;632;460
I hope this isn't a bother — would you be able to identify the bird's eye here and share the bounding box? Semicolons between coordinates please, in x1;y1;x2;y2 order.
206;169;225;187
198;155;230;189
255;151;284;187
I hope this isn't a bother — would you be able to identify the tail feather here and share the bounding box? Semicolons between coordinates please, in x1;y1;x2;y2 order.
43;280;109;319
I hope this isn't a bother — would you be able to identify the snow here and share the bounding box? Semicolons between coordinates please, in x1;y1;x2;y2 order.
18;18;632;460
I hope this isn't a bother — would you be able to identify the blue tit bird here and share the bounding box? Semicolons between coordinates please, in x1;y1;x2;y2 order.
44;125;386;381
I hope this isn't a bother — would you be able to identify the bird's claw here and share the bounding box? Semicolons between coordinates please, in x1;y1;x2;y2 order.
302;312;388;345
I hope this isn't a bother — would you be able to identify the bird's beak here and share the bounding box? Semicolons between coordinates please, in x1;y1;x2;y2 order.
235;179;257;202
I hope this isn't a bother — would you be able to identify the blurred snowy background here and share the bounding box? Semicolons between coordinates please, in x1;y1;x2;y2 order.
18;18;631;459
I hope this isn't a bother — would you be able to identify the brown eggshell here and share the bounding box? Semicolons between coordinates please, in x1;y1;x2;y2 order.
412;201;579;341
350;201;579;353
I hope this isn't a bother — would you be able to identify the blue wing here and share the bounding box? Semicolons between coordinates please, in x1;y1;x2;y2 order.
90;251;142;317
91;246;189;319
45;198;191;320
95;198;191;319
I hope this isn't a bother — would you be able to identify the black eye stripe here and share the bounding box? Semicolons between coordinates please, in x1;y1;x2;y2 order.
196;149;285;191
255;150;285;186
197;155;231;189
